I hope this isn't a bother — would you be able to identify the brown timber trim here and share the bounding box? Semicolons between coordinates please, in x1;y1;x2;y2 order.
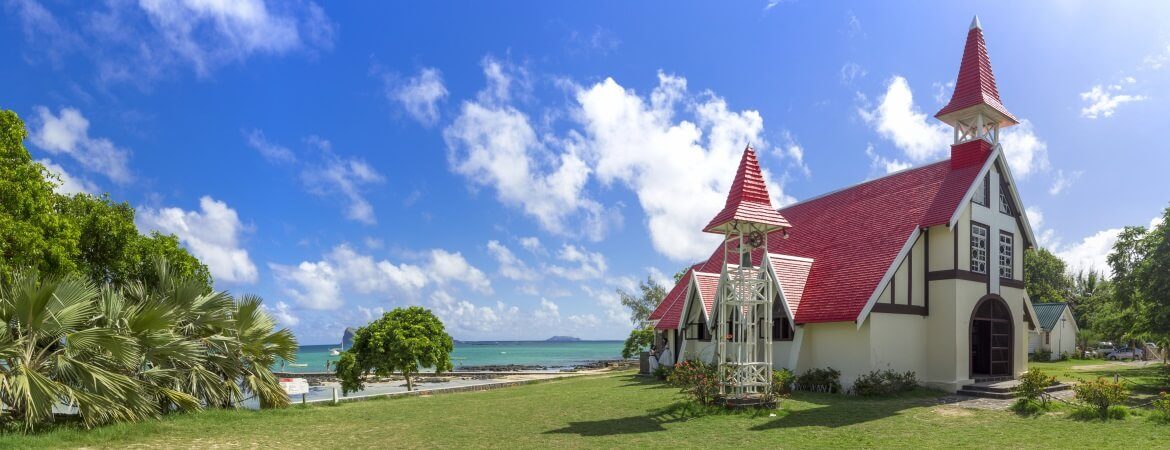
971;220;991;295
924;227;930;315
953;222;959;270
1001;278;1025;289
927;269;987;283
872;303;928;316
890;264;896;304
908;237;913;305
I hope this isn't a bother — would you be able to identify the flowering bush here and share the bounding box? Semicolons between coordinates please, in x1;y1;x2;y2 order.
1073;377;1129;419
1151;391;1170;423
666;360;721;405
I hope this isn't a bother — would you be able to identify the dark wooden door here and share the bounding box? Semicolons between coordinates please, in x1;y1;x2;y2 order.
971;297;1013;377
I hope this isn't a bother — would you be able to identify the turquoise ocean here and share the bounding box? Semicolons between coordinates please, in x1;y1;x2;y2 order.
275;341;624;373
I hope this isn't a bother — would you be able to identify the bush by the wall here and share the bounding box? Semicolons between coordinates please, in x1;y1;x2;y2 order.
1151;391;1170;424
1030;349;1052;362
1012;368;1057;414
666;360;720;405
850;369;918;396
1073;377;1129;419
795;367;842;393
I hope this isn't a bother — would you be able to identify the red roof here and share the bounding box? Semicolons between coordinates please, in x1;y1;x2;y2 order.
935;17;1017;125
768;254;812;317
703;146;791;234
657;153;991;328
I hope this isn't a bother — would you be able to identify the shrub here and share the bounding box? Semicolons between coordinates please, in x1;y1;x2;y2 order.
666;360;721;405
1073;377;1129;419
850;369;918;396
1151;391;1170;423
795;367;842;393
1011;398;1046;415
772;368;795;396
1015;368;1057;405
1031;349;1052;362
652;364;673;381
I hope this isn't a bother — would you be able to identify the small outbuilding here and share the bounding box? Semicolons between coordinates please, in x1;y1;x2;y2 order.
1028;302;1078;360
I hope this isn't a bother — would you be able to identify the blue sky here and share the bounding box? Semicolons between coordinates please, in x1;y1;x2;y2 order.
3;1;1168;344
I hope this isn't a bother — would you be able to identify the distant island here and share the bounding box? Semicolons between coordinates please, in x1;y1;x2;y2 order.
545;336;581;342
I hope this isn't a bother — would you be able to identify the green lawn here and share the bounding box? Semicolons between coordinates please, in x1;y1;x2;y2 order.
2;368;1169;449
1032;359;1167;395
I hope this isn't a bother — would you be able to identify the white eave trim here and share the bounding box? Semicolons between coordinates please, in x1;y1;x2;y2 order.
762;255;798;324
944;146;1038;247
855;228;922;329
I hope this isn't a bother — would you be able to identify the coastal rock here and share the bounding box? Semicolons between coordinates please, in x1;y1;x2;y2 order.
545;336;581;342
342;327;357;349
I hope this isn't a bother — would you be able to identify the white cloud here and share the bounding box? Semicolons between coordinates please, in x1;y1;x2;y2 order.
999;120;1050;178
29;106;133;184
1143;45;1170;70
300;136;385;224
568;314;600;328
386;67;448;126
547;244;607;280
534;298;560;321
859;76;951;162
263;301;300;327
446;64;792;261
356;305;385;322
581;284;629;324
861;77;1049;178
428;290;517;336
864;144;911;176
1049;169;1083;195
932;80;955;105
1080;82;1146;119
270;260;341;310
271;244;492;310
780;130;811;176
38;158;99;195
486;240;537;281
519;236;544;254
244;128;296;163
1025;206;1057;249
96;0;336;81
1054;227;1123;276
840;62;866;84
138;196;259;284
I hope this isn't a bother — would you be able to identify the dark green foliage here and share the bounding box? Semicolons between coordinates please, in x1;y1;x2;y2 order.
617;276;666;328
1073;377;1129;419
1024;248;1071;303
850;369;918;396
795;367;842;393
772;368;795;396
336;307;454;394
1031;349;1052;362
1015;368;1056;405
651;364;672;381
622;327;654;359
0;110;211;291
0;110;79;281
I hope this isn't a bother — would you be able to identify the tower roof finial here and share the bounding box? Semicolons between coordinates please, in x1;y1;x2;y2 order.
970;15;981;30
935;16;1017;127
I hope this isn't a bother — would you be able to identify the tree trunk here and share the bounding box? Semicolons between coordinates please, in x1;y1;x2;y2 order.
405;371;413;391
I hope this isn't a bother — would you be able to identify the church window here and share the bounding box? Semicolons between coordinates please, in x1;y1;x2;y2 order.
999;232;1014;279
971;223;989;274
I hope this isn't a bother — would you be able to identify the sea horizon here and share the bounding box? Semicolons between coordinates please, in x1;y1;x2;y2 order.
278;340;626;373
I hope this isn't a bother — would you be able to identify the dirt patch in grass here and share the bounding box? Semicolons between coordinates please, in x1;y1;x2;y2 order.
930;406;974;418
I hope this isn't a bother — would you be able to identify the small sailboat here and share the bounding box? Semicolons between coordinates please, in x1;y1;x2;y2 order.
330;348;341;356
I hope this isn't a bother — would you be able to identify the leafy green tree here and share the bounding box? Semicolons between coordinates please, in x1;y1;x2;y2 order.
622;327;654;359
1024;248;1071;303
231;294;299;408
617;276;669;359
57;193;139;286
0;110;79;280
128;232;212;291
336;307;454;394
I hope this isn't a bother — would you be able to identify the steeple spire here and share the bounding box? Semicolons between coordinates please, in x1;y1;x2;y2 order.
703;145;790;234
936;16;1017;150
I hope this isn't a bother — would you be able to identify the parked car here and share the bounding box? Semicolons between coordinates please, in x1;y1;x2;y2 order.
1093;343;1116;358
1106;348;1138;360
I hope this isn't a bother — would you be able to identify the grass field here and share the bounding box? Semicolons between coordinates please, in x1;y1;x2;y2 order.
2;363;1168;449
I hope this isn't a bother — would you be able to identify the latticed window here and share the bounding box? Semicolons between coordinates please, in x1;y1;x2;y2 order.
972;175;989;206
971;224;989;274
999;232;1014;279
999;180;1015;216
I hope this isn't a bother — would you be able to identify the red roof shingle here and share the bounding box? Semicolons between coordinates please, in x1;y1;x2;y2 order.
935;18;1017;125
703;146;791;233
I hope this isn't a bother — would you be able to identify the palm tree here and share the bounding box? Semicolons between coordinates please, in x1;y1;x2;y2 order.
231;295;298;408
0;272;151;429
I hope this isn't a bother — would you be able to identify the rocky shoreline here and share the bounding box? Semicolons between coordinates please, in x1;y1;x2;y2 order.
275;359;634;384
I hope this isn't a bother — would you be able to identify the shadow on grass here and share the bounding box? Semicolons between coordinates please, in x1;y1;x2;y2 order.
749;390;938;431
617;374;673;390
545;401;763;436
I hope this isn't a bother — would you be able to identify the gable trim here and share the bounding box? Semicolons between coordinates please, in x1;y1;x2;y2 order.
856;227;922;329
762;255;798;325
945;146;1038;247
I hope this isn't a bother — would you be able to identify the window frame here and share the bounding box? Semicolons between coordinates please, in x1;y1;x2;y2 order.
999;230;1015;279
972;174;990;207
970;222;990;274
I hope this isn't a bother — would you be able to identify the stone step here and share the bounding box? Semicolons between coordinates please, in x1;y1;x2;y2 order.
957;383;1071;399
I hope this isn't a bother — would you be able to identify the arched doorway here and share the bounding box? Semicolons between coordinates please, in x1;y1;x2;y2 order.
970;295;1013;377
